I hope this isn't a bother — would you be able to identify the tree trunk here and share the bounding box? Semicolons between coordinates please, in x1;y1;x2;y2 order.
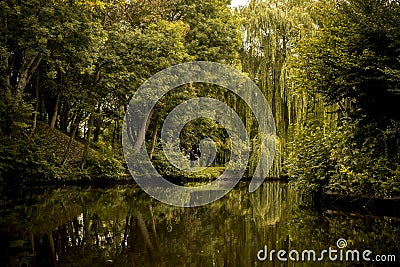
133;110;153;151
15;53;42;101
49;94;60;129
3;56;11;99
59;103;70;132
93;103;102;143
112;120;117;149
81;114;93;169
149;117;159;160
30;72;40;137
93;120;101;143
2;14;11;98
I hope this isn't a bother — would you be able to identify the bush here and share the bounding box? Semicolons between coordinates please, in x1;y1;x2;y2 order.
0;96;32;136
328;120;400;197
0;97;61;188
285;119;400;197
85;152;126;180
285;119;339;193
0;135;58;188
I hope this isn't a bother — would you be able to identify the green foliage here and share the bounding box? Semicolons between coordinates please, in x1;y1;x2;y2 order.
292;0;400;121
177;0;242;64
85;152;126;180
0;0;244;186
0;95;58;187
328;120;400;197
0;135;58;188
240;0;319;177
286;0;400;198
286;119;400;197
285;118;339;193
0;97;32;136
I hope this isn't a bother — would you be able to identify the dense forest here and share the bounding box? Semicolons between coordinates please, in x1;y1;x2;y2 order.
1;0;399;198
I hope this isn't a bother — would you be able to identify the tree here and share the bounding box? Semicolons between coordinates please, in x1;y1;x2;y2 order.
170;0;242;65
287;0;400;196
140;0;244;170
239;0;319;177
293;0;400;121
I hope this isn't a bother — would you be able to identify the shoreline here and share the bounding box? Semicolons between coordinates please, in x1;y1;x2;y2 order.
3;179;400;218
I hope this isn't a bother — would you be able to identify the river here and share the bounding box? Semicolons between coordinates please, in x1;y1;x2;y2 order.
0;182;398;266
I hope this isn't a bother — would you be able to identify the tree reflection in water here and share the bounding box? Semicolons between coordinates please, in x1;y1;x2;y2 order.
0;182;399;266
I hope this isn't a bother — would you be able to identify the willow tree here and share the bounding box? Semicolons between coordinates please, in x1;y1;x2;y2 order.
239;0;319;177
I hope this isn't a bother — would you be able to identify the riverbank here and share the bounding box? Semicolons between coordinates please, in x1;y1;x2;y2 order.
3;170;400;220
0;122;242;188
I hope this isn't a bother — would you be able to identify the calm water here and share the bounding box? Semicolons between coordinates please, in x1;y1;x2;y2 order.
0;182;399;266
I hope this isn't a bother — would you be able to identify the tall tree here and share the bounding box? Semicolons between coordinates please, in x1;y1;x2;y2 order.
293;0;400;122
240;0;319;176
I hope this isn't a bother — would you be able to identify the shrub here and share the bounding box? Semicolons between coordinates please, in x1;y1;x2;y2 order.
285;119;400;197
0;135;58;188
86;152;126;180
285;119;339;193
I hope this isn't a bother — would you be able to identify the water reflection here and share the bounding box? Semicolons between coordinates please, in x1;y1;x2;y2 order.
0;182;399;266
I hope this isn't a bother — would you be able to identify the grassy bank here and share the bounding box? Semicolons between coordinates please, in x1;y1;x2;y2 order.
0;122;128;188
0;122;230;188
